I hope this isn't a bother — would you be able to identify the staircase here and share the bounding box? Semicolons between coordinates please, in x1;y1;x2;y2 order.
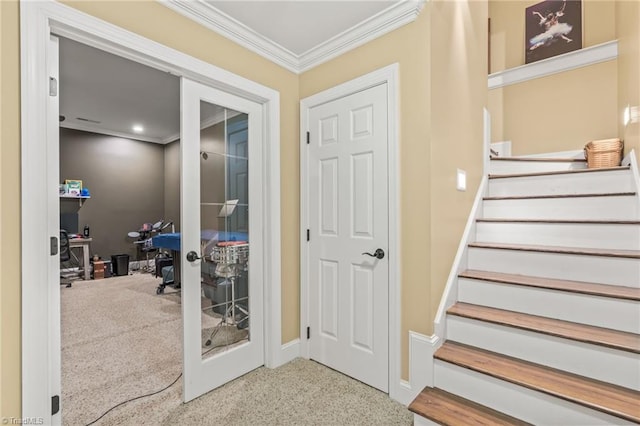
409;152;640;425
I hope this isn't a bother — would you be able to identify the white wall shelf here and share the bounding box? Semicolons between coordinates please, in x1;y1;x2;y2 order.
60;195;90;207
488;40;618;90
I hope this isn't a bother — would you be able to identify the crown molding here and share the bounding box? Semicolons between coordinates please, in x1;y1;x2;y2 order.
488;40;618;90
162;0;300;73
161;0;425;75
298;1;425;73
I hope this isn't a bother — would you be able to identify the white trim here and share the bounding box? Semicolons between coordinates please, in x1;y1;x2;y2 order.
21;0;282;419
297;1;425;73
433;176;488;339
393;331;440;406
161;1;424;74
299;63;401;400
488;40;618;90
279;339;301;365
622;150;640;217
162;0;299;74
483;108;491;176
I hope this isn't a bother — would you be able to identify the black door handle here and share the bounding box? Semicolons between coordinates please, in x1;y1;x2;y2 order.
362;248;385;259
186;251;201;262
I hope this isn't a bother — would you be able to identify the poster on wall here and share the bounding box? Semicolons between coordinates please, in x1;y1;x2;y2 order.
525;0;582;64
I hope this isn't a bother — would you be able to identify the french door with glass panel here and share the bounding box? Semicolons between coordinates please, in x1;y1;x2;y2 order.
180;77;264;402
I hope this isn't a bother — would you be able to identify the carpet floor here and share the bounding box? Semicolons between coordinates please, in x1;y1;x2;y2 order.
61;274;412;425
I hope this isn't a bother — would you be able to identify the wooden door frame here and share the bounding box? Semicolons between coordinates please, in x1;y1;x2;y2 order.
299;63;401;400
20;1;282;421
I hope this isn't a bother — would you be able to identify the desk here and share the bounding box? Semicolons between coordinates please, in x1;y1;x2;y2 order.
69;238;92;280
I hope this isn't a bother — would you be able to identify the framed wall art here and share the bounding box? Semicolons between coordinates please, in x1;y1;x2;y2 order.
525;0;582;64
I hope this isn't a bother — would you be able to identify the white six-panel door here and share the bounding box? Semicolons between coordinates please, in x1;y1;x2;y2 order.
308;83;389;392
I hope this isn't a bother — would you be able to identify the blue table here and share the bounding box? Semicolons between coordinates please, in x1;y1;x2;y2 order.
151;231;248;292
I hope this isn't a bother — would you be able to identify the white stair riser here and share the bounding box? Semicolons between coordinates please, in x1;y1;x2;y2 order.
413;414;438;426
482;196;638;220
488;171;633;197
446;316;640;390
434;361;636;425
476;222;640;250
458;279;640;333
467;247;640;287
490;160;587;175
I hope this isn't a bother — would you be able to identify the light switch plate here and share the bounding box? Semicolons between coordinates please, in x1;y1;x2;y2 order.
456;169;466;191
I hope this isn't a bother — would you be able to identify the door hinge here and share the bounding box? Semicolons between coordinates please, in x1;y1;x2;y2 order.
306;229;310;242
306;131;310;145
307;326;310;339
50;236;58;256
49;77;58;97
52;395;60;415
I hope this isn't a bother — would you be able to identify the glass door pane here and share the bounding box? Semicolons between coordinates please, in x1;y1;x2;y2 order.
180;77;263;403
199;103;250;361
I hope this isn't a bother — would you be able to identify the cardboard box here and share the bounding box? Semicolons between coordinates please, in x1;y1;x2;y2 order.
93;261;105;280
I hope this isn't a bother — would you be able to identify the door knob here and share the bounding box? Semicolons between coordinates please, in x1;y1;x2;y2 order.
186;251;201;262
362;248;385;259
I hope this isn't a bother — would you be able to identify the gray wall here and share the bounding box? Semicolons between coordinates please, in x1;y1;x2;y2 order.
163;122;228;235
163;139;181;233
60;128;165;261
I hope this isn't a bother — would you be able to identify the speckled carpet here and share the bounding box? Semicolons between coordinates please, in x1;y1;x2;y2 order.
61;274;412;425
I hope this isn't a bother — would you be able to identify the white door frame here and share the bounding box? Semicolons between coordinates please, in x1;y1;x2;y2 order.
20;1;282;421
299;64;401;400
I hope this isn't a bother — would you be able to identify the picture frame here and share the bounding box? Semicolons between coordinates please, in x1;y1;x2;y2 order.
525;0;582;64
65;179;83;196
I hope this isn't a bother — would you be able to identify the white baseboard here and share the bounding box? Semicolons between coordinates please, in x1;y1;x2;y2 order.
278;338;300;365
393;331;440;406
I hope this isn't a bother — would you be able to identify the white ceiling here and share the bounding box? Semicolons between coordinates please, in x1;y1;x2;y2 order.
207;1;397;56
59;1;423;142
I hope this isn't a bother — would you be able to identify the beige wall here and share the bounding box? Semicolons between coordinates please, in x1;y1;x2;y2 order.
616;0;640;159
429;0;487;326
490;61;619;155
299;0;488;380
1;0;21;419
489;0;619;155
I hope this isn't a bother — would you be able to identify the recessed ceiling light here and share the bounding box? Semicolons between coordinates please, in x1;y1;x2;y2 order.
132;124;144;133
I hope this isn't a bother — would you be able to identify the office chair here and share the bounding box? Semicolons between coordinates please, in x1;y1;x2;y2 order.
60;229;73;288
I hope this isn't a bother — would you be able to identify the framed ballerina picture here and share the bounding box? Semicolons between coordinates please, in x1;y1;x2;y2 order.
525;0;582;64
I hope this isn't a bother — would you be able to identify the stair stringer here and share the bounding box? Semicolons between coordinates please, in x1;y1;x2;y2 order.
622;149;640;214
431;176;488;353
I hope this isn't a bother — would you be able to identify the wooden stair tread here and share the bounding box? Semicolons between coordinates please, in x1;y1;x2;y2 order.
489;165;630;179
435;342;640;423
409;387;532;426
490;156;586;163
476;218;640;225
459;270;640;301
468;242;640;259
448;302;640;353
484;192;636;201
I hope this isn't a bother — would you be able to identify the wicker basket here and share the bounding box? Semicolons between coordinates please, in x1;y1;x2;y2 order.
584;138;623;168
